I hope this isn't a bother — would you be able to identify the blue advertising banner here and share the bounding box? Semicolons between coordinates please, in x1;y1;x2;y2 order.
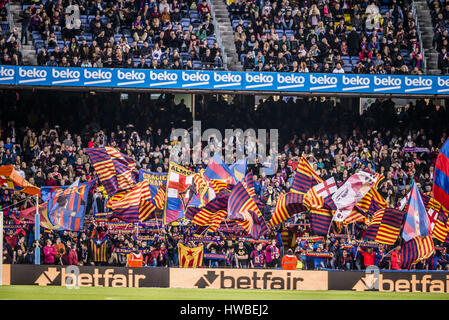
2;65;449;95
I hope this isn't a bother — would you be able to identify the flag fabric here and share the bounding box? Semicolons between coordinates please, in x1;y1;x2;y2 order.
178;244;204;267
85;147;138;197
364;208;405;245
433;138;449;211
90;238;108;263
343;206;369;226
332;171;378;222
400;235;435;269
432;207;449;244
227;181;262;220
204;153;236;184
270;192;306;226
138;170;168;197
290;156;323;194
233;209;270;239
20;203;62;230
210;179;229;194
152;186;166;210
138;200;158;222
421;193;442;232
229;158;247;183
47;180;94;231
402;182;432;242
164;163;196;225
109;181;152;222
185;192;229;232
309;207;333;236
0;165;40;195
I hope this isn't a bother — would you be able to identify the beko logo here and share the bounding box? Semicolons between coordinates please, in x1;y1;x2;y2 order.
84;69;112;80
19;67;47;78
0;66;14;77
150;70;177;81
52;68;80;79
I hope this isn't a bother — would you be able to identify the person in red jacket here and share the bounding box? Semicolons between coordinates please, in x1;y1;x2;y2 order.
358;247;375;268
390;246;402;270
43;239;57;264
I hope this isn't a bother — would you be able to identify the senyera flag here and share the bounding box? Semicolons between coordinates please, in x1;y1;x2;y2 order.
433;138;449;211
0;165;40;196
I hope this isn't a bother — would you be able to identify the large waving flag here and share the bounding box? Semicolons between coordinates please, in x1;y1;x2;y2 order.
47;180;95;231
433;138;449;211
20;203;62;230
204;153;236;184
290;156;323;194
164;163;196;224
185;190;229;232
227;181;261;220
364;208;405;245
310;207;333;235
303;178;337;210
270;192;306;226
332;171;378;222
402;182;432;242
138;170;168;197
234;209;270;239
109;181;153;222
432;206;449;244
178;244;204;268
401;235;435;269
229;157;247;183
0;165;40;195
85;147;138;197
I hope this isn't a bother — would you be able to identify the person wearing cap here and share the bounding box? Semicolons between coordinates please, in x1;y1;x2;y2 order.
281;249;298;270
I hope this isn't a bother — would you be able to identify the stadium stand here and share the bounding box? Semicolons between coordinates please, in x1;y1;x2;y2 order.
1;90;448;270
6;0;224;69
226;0;425;74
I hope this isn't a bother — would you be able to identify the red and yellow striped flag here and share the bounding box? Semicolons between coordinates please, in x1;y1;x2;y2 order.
178;244;204;268
269;192;305;226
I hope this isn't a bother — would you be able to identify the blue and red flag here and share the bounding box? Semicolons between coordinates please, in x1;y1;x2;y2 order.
47;180;95;231
85;147;138;197
402;182;431;242
204;153;236;184
229;157;247;183
433;138;449;211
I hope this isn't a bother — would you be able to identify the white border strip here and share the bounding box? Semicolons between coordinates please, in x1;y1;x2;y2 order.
373;86;401;92
310;85;337;90
213;82;241;88
276;84;305;90
84;79;112;85
182;82;210;88
149;81;177;87
437;88;449;93
0;77;14;81
245;83;273;89
51;79;80;84
404;86;432;92
342;85;370;91
117;80;145;86
18;78;46;84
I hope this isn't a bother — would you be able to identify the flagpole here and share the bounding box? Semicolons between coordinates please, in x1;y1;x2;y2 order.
34;194;40;265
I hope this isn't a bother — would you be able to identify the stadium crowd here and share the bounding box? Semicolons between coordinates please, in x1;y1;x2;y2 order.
428;0;449;74
229;0;424;74
0;0;429;74
1;89;449;270
2;0;224;69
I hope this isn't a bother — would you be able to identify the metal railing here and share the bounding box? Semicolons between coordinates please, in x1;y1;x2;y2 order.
411;1;427;72
206;0;228;70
